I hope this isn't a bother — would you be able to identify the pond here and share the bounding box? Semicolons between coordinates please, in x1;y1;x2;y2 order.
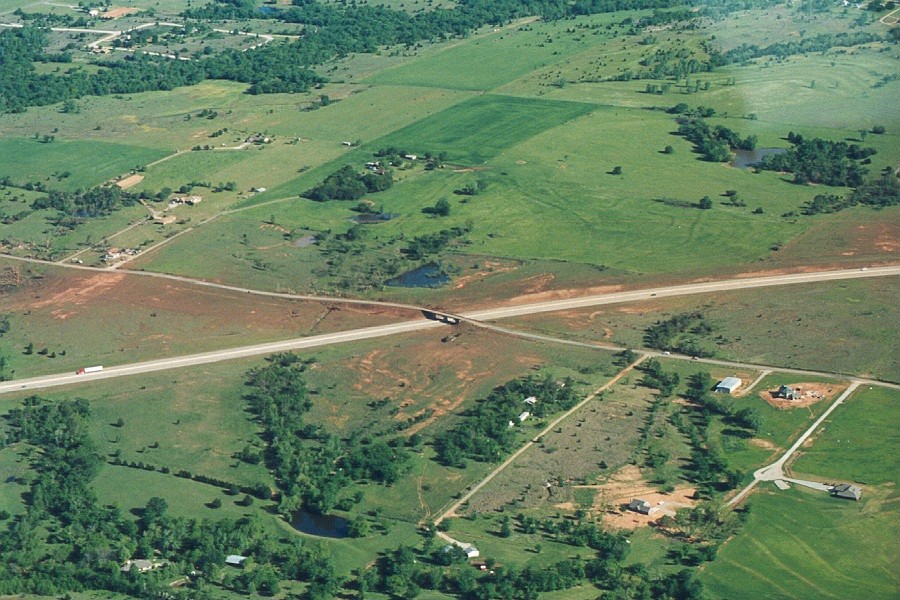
352;212;399;224
258;5;281;14
291;510;350;538
731;147;786;169
385;264;450;288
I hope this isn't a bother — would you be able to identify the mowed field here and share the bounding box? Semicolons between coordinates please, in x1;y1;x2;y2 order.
701;386;900;599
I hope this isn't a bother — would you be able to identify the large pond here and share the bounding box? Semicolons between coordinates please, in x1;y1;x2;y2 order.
385;264;450;288
731;147;786;169
291;510;350;538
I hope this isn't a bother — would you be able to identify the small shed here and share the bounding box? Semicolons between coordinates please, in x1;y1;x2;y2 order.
777;385;800;400
225;555;247;568
404;154;418;160
518;411;530;422
830;484;861;501
463;546;480;559
714;377;742;394
628;499;652;514
523;396;537;406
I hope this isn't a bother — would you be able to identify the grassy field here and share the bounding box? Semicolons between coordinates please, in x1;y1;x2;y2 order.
701;386;900;600
507;275;900;383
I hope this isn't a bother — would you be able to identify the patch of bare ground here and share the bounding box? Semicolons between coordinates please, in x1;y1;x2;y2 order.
586;465;696;530
115;174;144;189
749;438;778;450
759;382;847;410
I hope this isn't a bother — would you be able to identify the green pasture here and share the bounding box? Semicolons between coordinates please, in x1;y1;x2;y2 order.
375;93;596;165
702;387;900;600
366;14;618;91
0;138;165;191
792;386;900;486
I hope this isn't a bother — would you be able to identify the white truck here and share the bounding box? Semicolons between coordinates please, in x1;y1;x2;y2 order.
76;366;103;375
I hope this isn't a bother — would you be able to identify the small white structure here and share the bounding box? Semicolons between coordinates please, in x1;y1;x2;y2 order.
523;396;537;406
252;187;267;193
463;546;480;559
714;377;742;394
518;411;530;422
404;154;418;160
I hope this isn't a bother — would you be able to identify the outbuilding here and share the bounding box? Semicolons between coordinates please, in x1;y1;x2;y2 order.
225;555;248;568
830;483;861;501
523;396;537;406
714;377;742;394
518;411;530;422
628;499;652;514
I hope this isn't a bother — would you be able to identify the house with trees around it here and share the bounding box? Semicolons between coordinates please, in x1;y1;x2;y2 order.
225;555;248;567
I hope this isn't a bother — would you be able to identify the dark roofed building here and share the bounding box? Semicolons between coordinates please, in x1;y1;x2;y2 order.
628;499;652;514
830;483;861;501
777;385;800;400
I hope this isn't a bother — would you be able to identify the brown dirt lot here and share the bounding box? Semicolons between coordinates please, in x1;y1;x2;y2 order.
585;464;696;530
759;382;846;409
102;6;141;18
115;174;144;189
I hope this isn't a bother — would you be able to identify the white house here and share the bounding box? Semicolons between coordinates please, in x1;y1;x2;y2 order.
523;396;537;406
518;411;530;422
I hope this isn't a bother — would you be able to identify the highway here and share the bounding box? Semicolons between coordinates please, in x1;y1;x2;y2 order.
0;264;898;395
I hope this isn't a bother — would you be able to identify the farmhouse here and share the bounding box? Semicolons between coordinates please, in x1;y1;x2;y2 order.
442;544;480;559
225;555;248;567
518;411;530;422
714;377;742;394
404;154;418;161
120;559;155;573
245;134;271;144
523;396;537;406
776;385;800;400
628;499;652;514
830;483;862;501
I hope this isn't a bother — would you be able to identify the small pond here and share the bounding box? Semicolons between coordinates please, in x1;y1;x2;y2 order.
352;212;399;224
291;510;350;538
731;147;786;169
385;264;450;288
258;5;281;14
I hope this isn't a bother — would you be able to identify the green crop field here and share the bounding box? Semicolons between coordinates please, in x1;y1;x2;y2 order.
701;386;900;600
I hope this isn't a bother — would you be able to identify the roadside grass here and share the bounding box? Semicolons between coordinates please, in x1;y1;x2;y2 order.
791;385;900;486
505;275;900;383
0;261;411;378
0;138;166;191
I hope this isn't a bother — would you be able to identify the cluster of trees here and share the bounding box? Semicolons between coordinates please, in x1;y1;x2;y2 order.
404;225;470;260
709;31;888;68
303;165;393;201
31;186;139;220
0;396;339;598
243;353;410;516
675;118;756;162
760;134;874;187
0;27;324;113
643;312;716;357
799;173;900;214
433;375;576;467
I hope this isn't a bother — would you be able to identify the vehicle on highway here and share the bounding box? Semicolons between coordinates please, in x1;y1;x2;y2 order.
76;366;104;374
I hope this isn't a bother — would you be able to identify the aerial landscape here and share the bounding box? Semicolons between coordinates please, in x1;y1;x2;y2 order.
0;0;898;597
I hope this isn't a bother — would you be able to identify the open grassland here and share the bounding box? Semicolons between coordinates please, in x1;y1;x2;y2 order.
701;386;900;599
366;14;617;91
374;94;596;164
0;138;166;191
0;259;412;377
507;275;900;383
791;386;900;486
